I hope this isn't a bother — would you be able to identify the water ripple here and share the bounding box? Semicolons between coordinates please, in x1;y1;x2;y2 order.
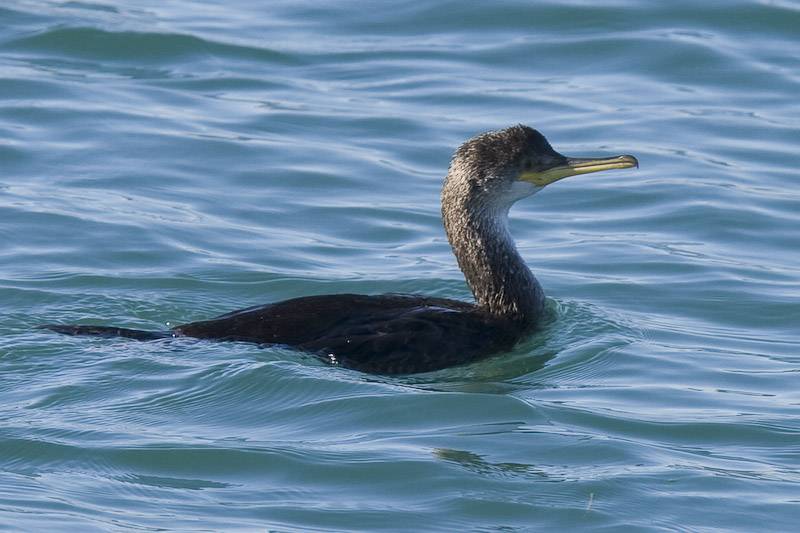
2;0;799;531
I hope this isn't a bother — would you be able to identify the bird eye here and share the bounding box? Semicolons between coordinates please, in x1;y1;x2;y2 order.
524;160;533;170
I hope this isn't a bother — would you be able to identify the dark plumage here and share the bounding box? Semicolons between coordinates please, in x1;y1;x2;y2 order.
40;125;637;374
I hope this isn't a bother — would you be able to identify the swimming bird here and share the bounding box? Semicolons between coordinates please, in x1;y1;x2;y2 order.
41;125;637;374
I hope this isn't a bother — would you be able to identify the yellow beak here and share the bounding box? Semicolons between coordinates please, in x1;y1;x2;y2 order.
520;154;639;187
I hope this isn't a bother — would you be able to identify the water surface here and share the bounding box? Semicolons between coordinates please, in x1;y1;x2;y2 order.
1;1;799;531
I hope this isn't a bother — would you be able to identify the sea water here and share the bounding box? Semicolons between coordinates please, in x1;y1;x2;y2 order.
1;1;798;530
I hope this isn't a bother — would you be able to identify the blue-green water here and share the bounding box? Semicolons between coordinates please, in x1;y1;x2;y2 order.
2;0;799;530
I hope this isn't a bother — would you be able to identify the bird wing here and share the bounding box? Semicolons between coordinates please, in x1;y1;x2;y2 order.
175;293;517;374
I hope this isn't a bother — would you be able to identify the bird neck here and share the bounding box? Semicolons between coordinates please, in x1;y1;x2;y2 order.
441;191;545;325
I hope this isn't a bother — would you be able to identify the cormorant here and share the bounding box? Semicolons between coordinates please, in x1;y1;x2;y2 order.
41;125;638;374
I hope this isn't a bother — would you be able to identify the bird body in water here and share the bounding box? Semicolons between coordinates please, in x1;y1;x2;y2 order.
41;125;637;374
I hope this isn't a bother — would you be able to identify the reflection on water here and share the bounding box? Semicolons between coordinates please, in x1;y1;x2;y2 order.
435;448;550;481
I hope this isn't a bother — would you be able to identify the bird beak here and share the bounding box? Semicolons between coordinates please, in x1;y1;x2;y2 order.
520;154;639;187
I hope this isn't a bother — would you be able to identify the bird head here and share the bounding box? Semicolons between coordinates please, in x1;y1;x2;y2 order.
446;125;638;208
